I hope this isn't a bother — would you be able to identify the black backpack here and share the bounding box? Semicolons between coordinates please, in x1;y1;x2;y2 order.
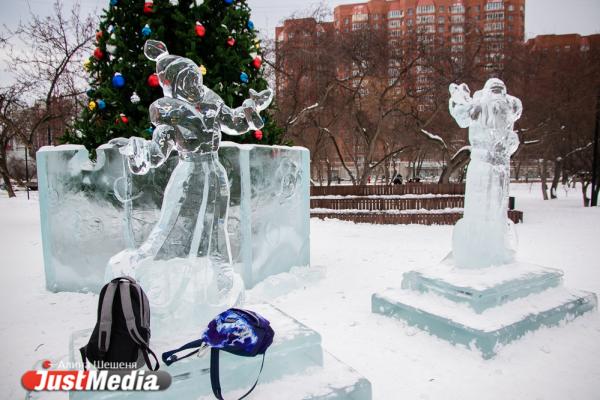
80;276;159;370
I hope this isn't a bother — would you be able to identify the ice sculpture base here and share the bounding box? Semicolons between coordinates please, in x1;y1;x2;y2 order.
372;263;597;359
402;261;564;313
69;304;371;399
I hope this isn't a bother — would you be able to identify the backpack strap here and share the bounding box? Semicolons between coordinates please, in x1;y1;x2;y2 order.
210;348;266;400
161;338;207;366
119;280;159;371
98;281;119;354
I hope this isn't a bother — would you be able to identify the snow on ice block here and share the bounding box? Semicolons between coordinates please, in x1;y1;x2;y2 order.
69;304;371;400
402;262;564;313
372;286;597;359
37;142;310;293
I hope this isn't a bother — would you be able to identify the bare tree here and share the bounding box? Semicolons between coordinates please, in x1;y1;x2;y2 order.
1;0;94;154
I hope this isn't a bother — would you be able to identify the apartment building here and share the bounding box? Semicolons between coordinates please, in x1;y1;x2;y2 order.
276;0;526;182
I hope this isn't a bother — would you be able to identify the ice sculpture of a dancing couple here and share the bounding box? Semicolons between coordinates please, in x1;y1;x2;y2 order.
106;40;273;331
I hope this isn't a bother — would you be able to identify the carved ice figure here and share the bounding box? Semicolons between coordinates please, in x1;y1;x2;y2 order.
449;78;522;268
107;40;273;327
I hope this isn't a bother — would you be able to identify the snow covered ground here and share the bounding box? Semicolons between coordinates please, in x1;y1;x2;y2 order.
1;183;599;400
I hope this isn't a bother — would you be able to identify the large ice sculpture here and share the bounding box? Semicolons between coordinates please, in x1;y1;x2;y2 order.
372;79;597;358
106;40;273;328
449;78;522;268
37;142;310;294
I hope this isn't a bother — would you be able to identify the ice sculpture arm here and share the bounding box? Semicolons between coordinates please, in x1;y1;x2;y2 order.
109;130;173;175
449;83;477;128
218;88;274;136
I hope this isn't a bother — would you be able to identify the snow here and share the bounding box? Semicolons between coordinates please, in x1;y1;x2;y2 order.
421;129;448;150
1;183;600;400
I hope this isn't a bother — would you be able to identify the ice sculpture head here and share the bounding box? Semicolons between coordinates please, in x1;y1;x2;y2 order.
144;40;205;103
483;78;507;96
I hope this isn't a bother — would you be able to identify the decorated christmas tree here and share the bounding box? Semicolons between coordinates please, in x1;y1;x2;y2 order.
66;0;284;151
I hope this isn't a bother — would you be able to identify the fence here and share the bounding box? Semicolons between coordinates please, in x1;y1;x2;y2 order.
310;183;466;197
311;210;524;226
310;184;523;225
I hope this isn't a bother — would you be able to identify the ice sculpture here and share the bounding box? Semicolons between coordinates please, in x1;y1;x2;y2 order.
372;79;597;359
107;40;273;329
36;142;310;294
449;78;522;268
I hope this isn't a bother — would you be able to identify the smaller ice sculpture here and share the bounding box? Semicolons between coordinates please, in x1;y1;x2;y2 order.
107;40;273;329
449;78;522;268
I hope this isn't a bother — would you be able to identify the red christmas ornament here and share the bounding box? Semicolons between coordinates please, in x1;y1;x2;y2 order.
252;57;262;69
143;1;154;14
93;48;104;60
227;37;236;47
195;22;206;37
147;73;160;87
254;130;263;140
116;114;129;124
95;31;103;41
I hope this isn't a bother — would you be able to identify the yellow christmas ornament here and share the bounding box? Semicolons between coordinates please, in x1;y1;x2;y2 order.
83;58;92;71
88;101;97;111
199;65;207;76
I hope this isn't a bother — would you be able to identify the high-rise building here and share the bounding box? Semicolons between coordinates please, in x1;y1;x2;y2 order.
275;0;526;182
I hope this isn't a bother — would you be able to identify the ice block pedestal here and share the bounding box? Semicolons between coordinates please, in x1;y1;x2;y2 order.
372;261;597;358
69;304;372;399
37;142;310;293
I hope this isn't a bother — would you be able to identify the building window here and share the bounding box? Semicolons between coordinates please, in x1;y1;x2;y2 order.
451;15;465;23
417;5;435;14
485;1;504;11
451;35;464;43
438;16;445;24
484;22;504;31
508;5;515;11
417;15;435;24
486;12;504;20
388;10;403;19
438;26;445;33
438;6;445;13
388;20;402;29
407;8;414;16
352;13;369;22
450;4;465;13
451;25;464;33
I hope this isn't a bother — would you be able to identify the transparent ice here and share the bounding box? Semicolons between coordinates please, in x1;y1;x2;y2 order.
449;78;522;269
107;40;273;330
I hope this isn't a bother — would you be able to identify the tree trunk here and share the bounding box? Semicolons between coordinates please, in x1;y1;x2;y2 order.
439;149;471;184
582;181;591;207
514;160;521;181
550;158;563;199
539;159;549;200
0;156;16;198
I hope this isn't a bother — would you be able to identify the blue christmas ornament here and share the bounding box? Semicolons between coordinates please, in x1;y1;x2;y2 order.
142;24;152;37
112;73;125;88
110;0;117;6
224;0;233;4
240;72;249;83
247;20;255;30
86;89;94;98
146;127;154;135
97;99;106;110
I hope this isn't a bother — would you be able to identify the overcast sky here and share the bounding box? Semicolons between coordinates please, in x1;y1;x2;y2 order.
1;0;599;83
2;0;599;38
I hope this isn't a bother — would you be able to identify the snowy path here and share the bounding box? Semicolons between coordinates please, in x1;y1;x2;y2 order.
1;184;599;400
